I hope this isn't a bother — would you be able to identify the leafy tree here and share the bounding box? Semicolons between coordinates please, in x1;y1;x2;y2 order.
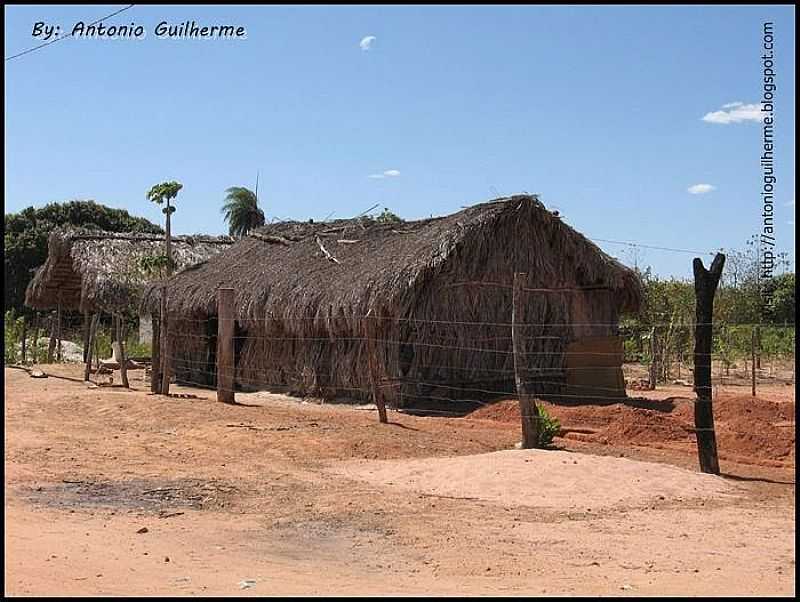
221;187;265;238
146;181;183;276
763;273;795;325
4;200;162;313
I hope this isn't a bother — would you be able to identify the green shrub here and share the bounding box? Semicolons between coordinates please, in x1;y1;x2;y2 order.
537;405;561;447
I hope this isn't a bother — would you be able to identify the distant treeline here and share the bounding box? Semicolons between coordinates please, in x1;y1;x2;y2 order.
620;265;795;371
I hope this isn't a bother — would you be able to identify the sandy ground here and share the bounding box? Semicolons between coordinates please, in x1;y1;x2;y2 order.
4;365;796;596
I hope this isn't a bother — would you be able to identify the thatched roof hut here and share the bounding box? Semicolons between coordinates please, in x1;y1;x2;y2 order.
25;229;234;315
142;195;643;404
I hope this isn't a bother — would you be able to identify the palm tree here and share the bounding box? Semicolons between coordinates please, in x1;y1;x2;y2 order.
221;187;265;237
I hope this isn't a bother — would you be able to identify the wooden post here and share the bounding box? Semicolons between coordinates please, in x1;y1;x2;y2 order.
47;312;56;363
512;272;540;449
150;313;161;393
20;315;27;364
31;314;40;365
82;311;91;363
692;253;725;475
56;298;63;362
751;326;757;397
159;285;171;395
648;326;657;390
217;288;235;403
84;314;99;382
116;314;130;388
365;314;388;424
755;325;761;369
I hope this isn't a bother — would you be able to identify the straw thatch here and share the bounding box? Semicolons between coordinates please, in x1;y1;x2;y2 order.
142;195;643;404
25;229;233;315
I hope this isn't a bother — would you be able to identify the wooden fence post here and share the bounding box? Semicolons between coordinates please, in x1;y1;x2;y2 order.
31;314;40;365
82;311;91;363
751;326;757;397
150;313;161;394
84;314;99;382
692;253;725;474
20;315;27;364
648;326;657;390
512;272;541;449
47;312;56;363
159;285;171;395
217;288;235;404
365;314;388;423
56;298;63;362
116;314;130;388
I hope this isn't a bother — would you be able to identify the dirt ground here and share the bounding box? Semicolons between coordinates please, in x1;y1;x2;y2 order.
4;365;796;596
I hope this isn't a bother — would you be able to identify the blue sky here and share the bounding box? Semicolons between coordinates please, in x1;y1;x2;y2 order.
4;4;796;277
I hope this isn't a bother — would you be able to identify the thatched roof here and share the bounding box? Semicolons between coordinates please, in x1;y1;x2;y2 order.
25;229;234;314
142;195;642;324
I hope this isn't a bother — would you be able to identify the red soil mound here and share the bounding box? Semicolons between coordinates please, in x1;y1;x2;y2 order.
468;392;795;467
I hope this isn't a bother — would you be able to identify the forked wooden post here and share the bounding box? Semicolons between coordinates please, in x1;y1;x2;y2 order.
217;288;235;404
365;314;388;424
512;272;541;449
692;253;725;474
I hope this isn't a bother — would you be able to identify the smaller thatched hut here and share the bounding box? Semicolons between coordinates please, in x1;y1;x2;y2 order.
143;195;643;406
25;229;233;341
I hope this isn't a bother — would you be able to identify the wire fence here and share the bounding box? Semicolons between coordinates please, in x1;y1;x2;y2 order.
6;311;795;391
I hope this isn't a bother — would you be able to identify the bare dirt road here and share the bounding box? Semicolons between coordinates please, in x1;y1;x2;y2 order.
4;365;795;596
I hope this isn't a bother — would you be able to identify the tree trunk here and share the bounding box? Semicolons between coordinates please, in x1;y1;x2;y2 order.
165;201;173;277
693;253;725;475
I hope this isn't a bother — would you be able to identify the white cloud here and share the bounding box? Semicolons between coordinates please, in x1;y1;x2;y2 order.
359;35;376;51
688;184;715;195
702;102;763;124
368;169;400;179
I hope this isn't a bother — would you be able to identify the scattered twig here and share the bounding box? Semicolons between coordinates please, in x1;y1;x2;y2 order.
418;493;481;501
315;235;340;263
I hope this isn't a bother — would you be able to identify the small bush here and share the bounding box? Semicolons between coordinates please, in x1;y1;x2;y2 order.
537;405;561;447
